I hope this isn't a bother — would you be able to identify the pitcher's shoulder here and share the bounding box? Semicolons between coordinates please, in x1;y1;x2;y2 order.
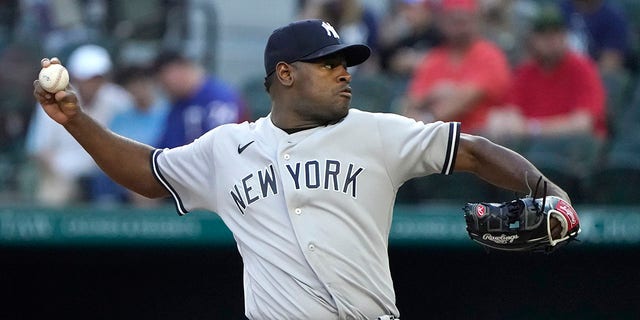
214;117;263;133
347;108;416;124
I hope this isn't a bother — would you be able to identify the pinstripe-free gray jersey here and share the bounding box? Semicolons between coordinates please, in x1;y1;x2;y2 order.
151;109;461;319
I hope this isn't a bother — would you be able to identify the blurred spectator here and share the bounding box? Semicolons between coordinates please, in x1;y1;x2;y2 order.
0;41;40;200
25;44;133;205
109;0;219;71
90;65;169;206
298;0;380;73
0;42;41;150
401;0;511;134
377;0;442;78
160;0;218;72
14;0;104;59
479;0;538;67
110;66;169;146
153;50;247;148
485;5;606;141
0;0;18;52
559;0;630;76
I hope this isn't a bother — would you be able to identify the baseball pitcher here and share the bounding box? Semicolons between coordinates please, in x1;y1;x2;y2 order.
33;19;575;320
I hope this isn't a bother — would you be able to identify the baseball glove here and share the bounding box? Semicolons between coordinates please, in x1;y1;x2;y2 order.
463;194;580;253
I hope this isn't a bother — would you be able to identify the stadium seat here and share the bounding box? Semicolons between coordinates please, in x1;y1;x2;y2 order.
619;0;640;48
590;167;640;205
0;154;12;193
240;74;271;120
396;172;496;204
588;136;640;204
349;74;396;113
522;134;603;203
528;134;601;167
0;138;29;201
601;71;632;139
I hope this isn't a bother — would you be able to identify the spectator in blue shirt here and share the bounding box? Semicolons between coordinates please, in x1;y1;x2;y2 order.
90;66;170;206
559;0;630;75
110;66;169;147
153;50;247;148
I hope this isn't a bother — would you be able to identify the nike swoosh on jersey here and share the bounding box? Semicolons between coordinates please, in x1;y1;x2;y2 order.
237;140;255;154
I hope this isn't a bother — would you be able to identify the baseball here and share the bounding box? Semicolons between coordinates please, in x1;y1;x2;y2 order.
38;63;69;93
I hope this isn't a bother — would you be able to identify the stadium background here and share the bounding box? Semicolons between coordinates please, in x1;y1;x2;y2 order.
1;0;640;319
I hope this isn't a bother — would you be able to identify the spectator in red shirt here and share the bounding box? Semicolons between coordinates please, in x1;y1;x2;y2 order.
486;5;606;141
401;0;511;134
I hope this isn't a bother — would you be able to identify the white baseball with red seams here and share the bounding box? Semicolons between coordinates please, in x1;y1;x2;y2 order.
38;64;69;93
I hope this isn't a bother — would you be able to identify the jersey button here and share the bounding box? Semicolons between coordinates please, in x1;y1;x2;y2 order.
283;154;290;160
308;243;315;251
294;208;302;215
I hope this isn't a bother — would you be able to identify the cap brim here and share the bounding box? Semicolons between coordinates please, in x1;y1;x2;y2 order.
299;43;371;67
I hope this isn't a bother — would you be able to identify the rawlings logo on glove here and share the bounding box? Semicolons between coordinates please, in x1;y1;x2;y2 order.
463;184;581;253
482;233;519;244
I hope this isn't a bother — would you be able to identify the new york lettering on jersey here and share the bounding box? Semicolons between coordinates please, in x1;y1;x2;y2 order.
230;160;364;215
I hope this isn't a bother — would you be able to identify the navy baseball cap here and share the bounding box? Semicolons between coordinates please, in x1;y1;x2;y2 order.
264;19;371;76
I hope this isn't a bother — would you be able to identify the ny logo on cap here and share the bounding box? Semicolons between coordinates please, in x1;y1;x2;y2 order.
321;21;340;39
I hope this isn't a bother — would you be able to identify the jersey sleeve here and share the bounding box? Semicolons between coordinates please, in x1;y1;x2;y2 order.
151;130;218;215
375;113;460;186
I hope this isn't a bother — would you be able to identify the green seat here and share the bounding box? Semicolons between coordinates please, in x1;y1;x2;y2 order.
240;75;271;120
524;134;602;173
0;154;12;193
521;134;603;203
588;137;640;204
614;83;640;140
590;167;640;205
0;139;27;198
607;136;640;167
396;172;496;204
618;0;640;47
601;71;632;139
349;74;396;113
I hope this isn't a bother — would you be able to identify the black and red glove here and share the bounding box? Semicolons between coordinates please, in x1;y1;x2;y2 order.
463;196;580;253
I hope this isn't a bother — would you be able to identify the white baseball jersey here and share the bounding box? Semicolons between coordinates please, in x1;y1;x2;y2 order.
151;109;460;319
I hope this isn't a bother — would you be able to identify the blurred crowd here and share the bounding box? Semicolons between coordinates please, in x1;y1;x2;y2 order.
0;0;639;207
